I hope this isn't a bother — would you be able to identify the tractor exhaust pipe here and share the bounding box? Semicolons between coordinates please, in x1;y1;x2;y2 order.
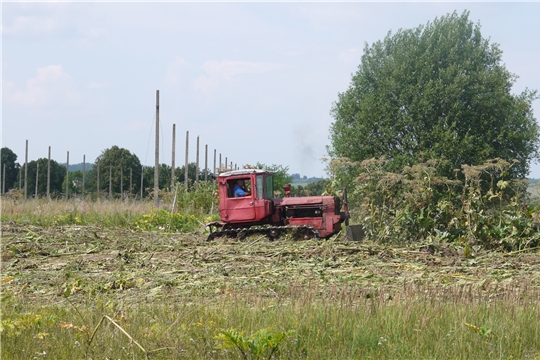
283;184;291;197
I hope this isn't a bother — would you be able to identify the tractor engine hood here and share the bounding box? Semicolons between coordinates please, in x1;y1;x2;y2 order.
272;196;328;207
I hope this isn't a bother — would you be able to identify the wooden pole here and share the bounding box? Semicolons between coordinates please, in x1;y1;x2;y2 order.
184;131;189;189
2;163;5;195
65;151;69;200
120;166;124;201
24;140;28;199
196;136;199;185
219;153;222;173
204;144;208;181
109;164;112;199
171;124;176;188
35;162;39;198
97;160;100;198
225;157;228;171
154;90;160;206
82;155;86;198
140;165;144;199
47;146;51;200
213;149;216;181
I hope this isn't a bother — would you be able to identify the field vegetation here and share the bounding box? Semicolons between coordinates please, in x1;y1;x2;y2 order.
2;175;540;359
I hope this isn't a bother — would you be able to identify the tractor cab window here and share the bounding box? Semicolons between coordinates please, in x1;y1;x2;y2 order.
256;175;264;199
264;175;273;199
228;178;251;198
256;174;273;199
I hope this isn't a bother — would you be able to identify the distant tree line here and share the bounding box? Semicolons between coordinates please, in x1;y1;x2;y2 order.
1;146;328;199
0;146;214;199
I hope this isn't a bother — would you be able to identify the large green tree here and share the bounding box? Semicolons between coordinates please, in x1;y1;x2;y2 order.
329;10;539;179
88;146;143;196
1;147;20;192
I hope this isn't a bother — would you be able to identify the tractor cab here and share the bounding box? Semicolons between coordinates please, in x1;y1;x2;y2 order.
217;169;275;225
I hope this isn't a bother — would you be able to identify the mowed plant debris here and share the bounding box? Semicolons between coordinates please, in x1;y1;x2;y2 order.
2;223;540;304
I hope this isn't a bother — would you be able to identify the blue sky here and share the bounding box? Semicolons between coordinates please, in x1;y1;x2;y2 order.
2;2;540;178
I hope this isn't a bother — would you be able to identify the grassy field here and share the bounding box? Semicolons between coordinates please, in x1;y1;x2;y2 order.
2;228;540;359
1;200;540;359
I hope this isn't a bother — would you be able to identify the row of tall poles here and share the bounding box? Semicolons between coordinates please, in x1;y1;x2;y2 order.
2;90;241;200
7;134;239;200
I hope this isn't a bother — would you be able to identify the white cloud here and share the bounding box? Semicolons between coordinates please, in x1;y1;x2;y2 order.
194;60;281;94
165;57;191;86
5;65;80;106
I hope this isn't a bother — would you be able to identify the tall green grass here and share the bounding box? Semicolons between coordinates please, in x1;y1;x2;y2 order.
1;186;219;231
1;198;153;227
2;284;539;359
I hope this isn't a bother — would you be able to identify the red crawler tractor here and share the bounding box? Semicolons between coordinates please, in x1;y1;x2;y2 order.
206;169;351;240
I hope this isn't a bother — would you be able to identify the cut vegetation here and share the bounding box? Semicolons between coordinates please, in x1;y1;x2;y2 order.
2;216;539;359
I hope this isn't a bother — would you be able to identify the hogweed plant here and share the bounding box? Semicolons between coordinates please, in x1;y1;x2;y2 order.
327;156;539;250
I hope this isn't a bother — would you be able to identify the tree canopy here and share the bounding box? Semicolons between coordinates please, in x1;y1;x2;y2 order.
328;10;539;179
88;146;143;196
26;158;66;197
1;147;20;192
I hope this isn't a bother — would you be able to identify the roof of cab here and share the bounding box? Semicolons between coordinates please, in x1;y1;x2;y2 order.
218;169;272;178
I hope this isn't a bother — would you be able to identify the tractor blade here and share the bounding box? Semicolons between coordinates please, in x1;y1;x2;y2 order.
346;225;365;241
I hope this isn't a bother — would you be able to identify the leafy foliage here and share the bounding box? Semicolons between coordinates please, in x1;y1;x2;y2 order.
143;163;172;194
255;162;294;196
87;146;143;197
291;179;330;196
329;10;539;179
173;162;212;186
143;162;210;197
131;209;201;232
62;170;83;196
215;328;294;360
25;158;66;198
170;181;218;215
1;147;20;192
328;157;539;249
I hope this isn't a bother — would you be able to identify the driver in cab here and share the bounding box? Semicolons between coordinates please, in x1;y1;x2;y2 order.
234;179;251;197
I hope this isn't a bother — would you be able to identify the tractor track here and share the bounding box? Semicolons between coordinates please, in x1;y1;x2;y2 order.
206;225;321;241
